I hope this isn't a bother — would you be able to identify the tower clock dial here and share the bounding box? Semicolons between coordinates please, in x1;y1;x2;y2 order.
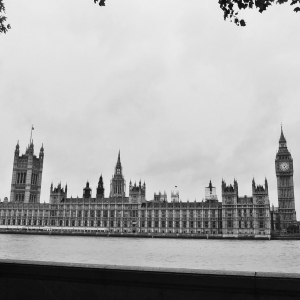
279;162;289;171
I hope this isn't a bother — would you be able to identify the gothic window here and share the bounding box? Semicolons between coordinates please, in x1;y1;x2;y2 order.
259;221;264;228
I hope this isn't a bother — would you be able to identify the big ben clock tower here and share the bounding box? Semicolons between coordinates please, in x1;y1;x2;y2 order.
275;126;297;230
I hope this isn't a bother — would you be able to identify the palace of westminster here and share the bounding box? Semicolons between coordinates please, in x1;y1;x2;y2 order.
0;127;297;237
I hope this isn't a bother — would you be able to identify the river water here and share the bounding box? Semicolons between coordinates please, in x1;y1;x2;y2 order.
0;234;299;273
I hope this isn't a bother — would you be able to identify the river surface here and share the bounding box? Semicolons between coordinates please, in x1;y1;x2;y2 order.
0;234;299;273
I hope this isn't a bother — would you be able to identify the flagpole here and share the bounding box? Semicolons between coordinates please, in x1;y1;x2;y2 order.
30;125;33;144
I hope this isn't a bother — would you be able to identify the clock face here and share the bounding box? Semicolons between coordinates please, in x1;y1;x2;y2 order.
279;162;289;171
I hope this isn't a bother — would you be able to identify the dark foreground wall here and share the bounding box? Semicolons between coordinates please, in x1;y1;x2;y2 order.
0;259;300;300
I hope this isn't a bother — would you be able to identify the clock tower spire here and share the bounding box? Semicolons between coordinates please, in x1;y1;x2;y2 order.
275;125;296;231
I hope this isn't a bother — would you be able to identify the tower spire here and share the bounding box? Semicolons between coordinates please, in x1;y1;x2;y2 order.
279;124;286;144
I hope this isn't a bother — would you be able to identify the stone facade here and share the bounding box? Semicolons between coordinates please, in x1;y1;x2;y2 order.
10;141;44;203
129;180;146;204
3;127;297;237
221;178;271;237
0;179;270;238
273;127;297;231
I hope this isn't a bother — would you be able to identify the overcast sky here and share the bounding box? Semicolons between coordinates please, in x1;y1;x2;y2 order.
0;1;300;214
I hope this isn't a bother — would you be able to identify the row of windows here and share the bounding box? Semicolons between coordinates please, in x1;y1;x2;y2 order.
16;172;26;184
2;218;267;229
31;173;38;185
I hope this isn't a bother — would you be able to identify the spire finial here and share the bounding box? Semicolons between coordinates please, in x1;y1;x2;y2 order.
279;123;286;144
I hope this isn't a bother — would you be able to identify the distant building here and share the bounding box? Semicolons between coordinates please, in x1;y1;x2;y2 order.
0;126;296;237
171;190;179;202
205;180;218;202
110;151;126;198
272;126;297;232
9;140;44;203
221;178;271;237
129;180;146;204
154;191;167;203
49;182;67;204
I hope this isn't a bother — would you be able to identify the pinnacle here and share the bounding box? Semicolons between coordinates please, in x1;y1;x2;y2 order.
279;124;286;143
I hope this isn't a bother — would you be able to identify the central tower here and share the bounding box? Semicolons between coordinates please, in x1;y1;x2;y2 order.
110;151;126;198
275;126;296;230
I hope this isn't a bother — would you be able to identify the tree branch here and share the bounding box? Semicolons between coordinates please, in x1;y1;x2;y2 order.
0;0;10;34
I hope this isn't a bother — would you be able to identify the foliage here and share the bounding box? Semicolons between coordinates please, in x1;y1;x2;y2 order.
0;0;10;34
218;0;300;26
94;0;300;27
1;0;300;34
94;0;106;6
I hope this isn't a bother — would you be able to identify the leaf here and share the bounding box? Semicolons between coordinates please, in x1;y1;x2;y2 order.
294;6;300;11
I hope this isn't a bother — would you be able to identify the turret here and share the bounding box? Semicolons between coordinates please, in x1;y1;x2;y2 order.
15;142;19;156
96;175;105;199
39;144;44;159
233;178;238;196
265;177;268;194
83;181;92;199
49;182;67;204
252;178;255;193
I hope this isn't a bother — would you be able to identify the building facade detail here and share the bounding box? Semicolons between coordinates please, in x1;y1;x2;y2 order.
110;152;126;198
222;178;271;237
129;180;146;204
1;126;297;237
96;175;105;200
10;141;44;203
274;127;297;230
49;183;67;204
